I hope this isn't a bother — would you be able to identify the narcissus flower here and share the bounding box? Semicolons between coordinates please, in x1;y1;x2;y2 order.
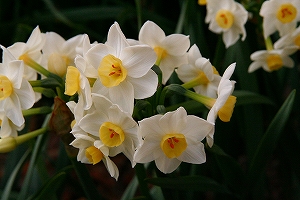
176;44;221;98
0;47;35;127
248;47;298;73
205;0;248;48
78;94;139;166
260;0;300;38
0;112;24;138
85;22;158;114
138;20;190;84
134;107;214;174
5;26;45;81
65;66;92;110
41;32;84;77
70;133;119;180
274;26;300;49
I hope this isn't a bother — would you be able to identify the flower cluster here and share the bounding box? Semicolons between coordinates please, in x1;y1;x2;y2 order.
0;20;237;179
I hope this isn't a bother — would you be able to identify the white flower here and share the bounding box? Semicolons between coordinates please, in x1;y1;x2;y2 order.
134;107;214;174
70;133;119;180
260;0;300;38
4;26;45;81
176;44;221;98
78;93;139;166
65;66;92;110
205;0;248;48
206;63;236;147
0;111;24;138
138;20;190;84
41;32;84;77
274;25;300;49
84;22;158;114
248;47;298;73
0;47;35;127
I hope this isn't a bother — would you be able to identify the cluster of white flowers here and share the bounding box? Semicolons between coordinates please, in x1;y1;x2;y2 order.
0;20;237;179
201;0;300;73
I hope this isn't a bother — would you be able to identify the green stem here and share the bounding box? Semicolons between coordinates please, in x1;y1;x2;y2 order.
19;54;51;77
175;0;189;34
265;37;274;51
22;106;53;116
135;0;142;30
181;77;200;89
135;163;152;199
15;127;48;145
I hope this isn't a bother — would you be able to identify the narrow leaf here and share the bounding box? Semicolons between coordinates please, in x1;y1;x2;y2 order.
247;90;296;188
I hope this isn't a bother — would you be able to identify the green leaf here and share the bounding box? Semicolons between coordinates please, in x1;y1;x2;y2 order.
208;145;246;197
233;90;276;107
121;177;138;200
26;172;67;200
146;176;231;194
1;150;30;200
247;90;296;189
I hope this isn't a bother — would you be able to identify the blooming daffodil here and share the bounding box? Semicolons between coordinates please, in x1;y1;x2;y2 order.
205;0;248;48
260;0;300;38
134;107;214;174
138;20;190;84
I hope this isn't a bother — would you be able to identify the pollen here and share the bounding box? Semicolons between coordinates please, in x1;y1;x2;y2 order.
99;122;125;147
64;66;80;96
266;54;283;71
85;146;103;165
98;54;127;87
0;75;13;100
215;9;234;29
276;3;297;23
160;133;187;158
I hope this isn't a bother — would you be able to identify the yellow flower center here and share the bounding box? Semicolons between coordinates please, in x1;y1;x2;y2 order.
294;35;300;47
85;146;103;165
160;133;187;158
64;66;80;96
99;122;125;147
276;3;297;23
266;54;283;71
0;75;13;100
98;54;127;87
48;53;71;77
154;46;167;65
215;9;234;29
198;0;206;5
217;95;236;122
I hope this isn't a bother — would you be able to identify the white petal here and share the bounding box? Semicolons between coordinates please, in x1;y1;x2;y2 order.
121;45;156;78
178;142;206;164
155;155;181;174
14;80;35;110
108;81;134;114
159;107;187;134
248;61;263;73
139;21;166;47
127;70;158;99
3;94;24;127
102;156;119;180
106;22;129;57
182;116;214;141
161;34;190;56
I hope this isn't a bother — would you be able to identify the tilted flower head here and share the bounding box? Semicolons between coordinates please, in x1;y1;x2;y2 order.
84;22;158;114
65;65;92;110
206;63;236;147
70;133;119;180
248;46;298;73
274;25;300;49
134;107;214;174
260;0;300;38
176;44;221;98
205;0;248;48
41;32;84;77
138;20;190;84
78;93;139;166
4;26;45;81
0;47;35;127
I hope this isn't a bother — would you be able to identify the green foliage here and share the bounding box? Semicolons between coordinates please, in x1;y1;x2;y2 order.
0;0;299;200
